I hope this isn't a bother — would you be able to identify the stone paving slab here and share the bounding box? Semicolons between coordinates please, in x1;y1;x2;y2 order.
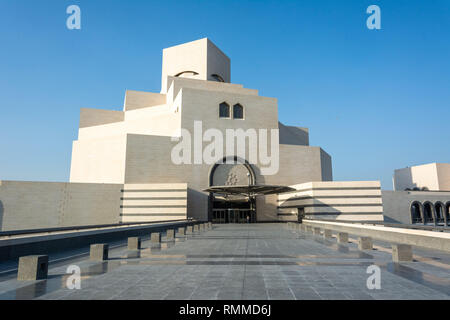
0;223;448;300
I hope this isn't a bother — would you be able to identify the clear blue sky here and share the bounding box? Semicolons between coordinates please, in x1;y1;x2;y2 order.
0;0;449;189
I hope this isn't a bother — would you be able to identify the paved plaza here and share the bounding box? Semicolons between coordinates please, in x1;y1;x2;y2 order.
0;223;449;300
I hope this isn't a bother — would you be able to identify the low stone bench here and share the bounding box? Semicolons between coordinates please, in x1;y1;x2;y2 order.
128;237;141;250
166;229;175;241
392;244;413;262
193;225;199;233
313;227;322;236
337;232;349;244
151;233;161;243
358;237;373;250
306;226;313;233
177;227;186;236
90;244;109;261
17;255;48;281
186;226;193;234
323;229;333;239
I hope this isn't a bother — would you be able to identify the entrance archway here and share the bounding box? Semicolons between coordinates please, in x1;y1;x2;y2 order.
208;156;256;223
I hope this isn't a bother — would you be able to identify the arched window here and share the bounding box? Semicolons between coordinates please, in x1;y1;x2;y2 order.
211;74;225;82
445;202;450;226
435;202;445;224
423;201;436;225
233;104;244;119
219;102;230;118
410;201;423;224
175;71;199;78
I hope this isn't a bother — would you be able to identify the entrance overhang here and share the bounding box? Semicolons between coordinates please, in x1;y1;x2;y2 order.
203;184;295;197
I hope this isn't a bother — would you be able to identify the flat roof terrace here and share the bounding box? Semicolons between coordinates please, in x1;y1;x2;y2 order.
0;223;449;300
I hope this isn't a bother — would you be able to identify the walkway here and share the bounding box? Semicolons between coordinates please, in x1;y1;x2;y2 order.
0;223;449;300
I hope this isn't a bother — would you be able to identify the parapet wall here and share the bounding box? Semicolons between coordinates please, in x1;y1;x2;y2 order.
0;181;122;231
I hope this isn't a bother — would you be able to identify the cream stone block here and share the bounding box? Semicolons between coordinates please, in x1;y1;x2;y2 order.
121;199;187;206
123;183;187;190
80;108;124;128
121;191;187;198
334;214;384;222
121;216;182;223
124;90;167;111
310;206;383;213
0;181;122;231
120;207;186;214
311;190;382;197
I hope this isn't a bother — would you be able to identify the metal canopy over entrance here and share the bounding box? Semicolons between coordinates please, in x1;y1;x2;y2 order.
204;185;295;224
204;185;295;197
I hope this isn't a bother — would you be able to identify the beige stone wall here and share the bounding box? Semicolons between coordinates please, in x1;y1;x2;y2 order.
436;163;450;191
0;181;121;231
161;38;231;93
393;163;450;191
79;108;124;128
278;181;384;222
123;132;329;221
394;163;438;191
70;135;127;184
124;90;166;111
382;190;450;224
120;183;187;223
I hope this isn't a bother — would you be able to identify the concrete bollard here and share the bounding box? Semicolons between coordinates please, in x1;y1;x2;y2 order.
17;255;48;281
166;229;175;241
203;223;208;230
392;244;413;262
151;233;161;243
358;237;373;250
193;224;199;233
313;228;322;236
186;226;193;234
306;226;313;233
128;237;141;250
208;222;212;229
323;229;333;239
337;232;349;244
199;224;204;232
90;244;109;261
177;227;186;236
